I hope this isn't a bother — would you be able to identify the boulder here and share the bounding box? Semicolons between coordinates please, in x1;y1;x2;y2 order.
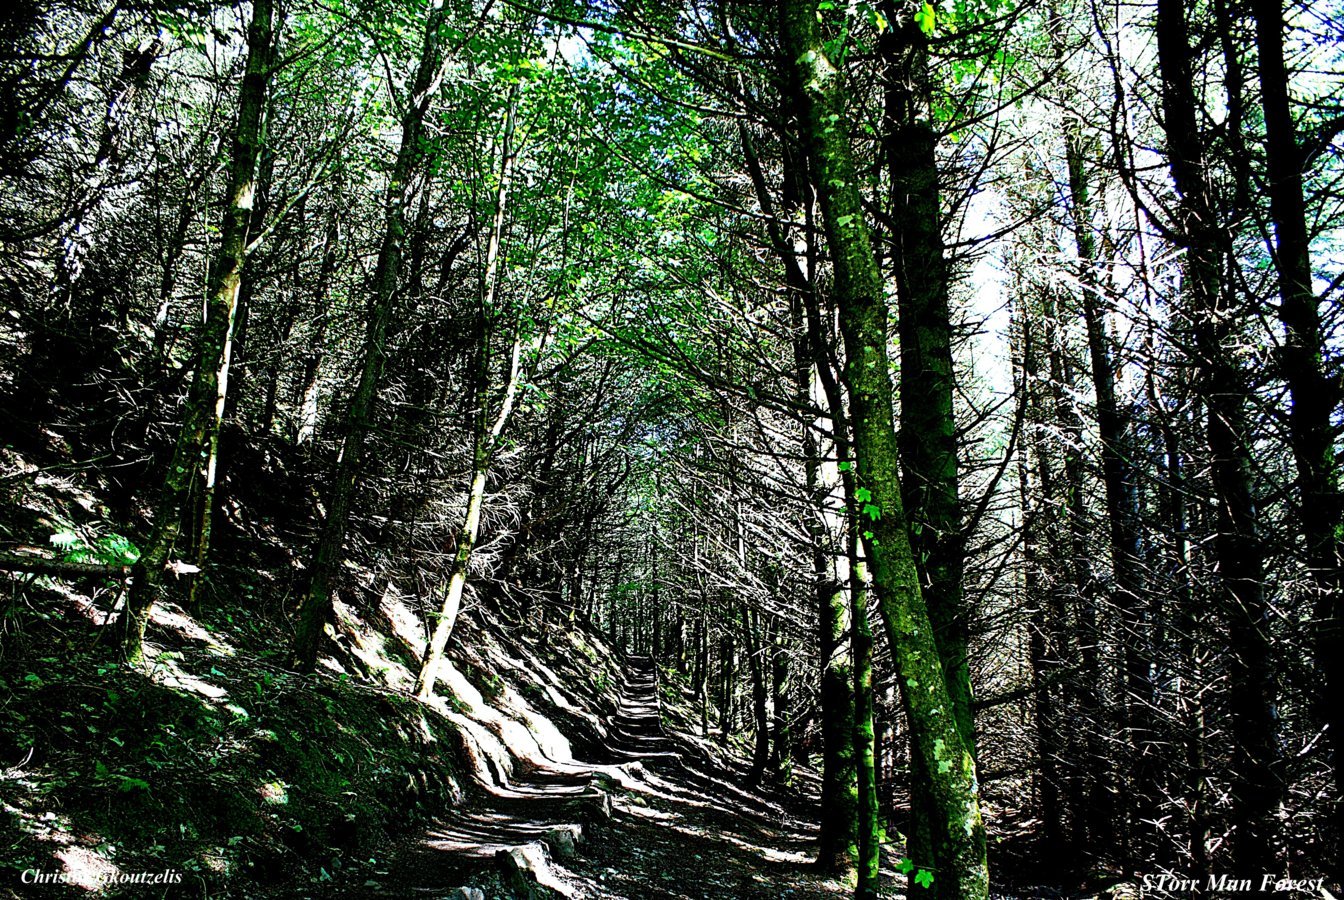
541;824;583;860
495;842;560;899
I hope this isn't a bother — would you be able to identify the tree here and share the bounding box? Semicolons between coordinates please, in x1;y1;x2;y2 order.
119;0;277;661
291;0;460;670
1154;0;1283;877
780;0;990;893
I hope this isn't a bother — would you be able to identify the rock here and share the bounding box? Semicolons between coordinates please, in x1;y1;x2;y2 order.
542;824;583;860
577;789;612;823
441;889;484;900
495;843;560;899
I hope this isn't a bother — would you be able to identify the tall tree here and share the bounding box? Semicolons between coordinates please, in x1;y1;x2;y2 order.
1154;0;1283;880
1251;0;1343;858
119;0;277;661
780;0;990;893
291;0;457;670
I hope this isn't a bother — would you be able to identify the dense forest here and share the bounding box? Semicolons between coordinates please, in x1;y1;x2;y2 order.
1;0;1342;895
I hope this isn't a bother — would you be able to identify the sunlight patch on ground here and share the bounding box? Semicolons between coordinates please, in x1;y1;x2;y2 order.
330;598;417;690
378;586;428;656
146;650;229;701
666;820;811;866
148;602;231;651
613;799;681;822
54;845;121;891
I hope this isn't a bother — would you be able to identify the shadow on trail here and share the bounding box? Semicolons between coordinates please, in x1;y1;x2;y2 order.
338;654;847;898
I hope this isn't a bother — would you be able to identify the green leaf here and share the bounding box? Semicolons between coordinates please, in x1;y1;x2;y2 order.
117;776;150;793
915;1;936;35
862;502;882;521
915;869;935;888
897;858;915;874
854;487;872;503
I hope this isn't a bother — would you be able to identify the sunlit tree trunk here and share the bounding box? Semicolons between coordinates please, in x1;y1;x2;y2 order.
119;0;276;661
414;325;527;698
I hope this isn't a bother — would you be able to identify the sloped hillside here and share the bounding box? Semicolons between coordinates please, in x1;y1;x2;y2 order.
0;441;848;898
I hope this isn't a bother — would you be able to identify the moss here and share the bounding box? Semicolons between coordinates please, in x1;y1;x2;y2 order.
0;631;463;898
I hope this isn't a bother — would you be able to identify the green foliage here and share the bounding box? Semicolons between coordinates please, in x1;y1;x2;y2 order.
915;1;936;36
897;857;935;887
48;522;139;566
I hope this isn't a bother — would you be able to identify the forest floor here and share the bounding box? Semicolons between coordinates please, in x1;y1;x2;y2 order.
339;657;872;899
1;442;1052;899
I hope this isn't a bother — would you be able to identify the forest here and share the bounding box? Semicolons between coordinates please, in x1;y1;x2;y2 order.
0;0;1341;895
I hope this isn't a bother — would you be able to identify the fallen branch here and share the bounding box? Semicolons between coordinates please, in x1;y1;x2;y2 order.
0;552;131;579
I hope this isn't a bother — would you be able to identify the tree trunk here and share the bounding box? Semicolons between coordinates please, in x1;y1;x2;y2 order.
879;14;976;892
1015;307;1071;856
848;531;880;900
745;609;771;786
1040;286;1117;850
770;632;792;783
411;87;526;699
1061;122;1155;853
1155;0;1283;880
742;117;858;870
780;3;989;894
1252;0;1343;861
720;628;735;745
414;326;527;699
290;0;455;670
293;207;338;446
118;0;276;662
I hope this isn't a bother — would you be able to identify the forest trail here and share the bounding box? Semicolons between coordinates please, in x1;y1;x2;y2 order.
340;658;854;899
603;656;678;761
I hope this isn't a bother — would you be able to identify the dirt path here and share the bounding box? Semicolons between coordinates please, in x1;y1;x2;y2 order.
334;657;864;899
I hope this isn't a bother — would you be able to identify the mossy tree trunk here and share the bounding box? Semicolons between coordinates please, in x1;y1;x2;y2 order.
878;12;976;890
846;532;879;900
780;1;989;895
119;0;276;662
